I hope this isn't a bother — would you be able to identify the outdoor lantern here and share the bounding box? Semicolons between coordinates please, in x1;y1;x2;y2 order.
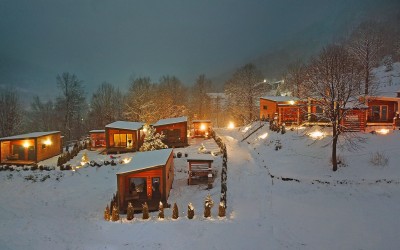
23;142;30;148
200;124;206;131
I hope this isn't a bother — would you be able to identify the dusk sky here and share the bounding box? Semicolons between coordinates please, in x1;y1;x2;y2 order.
0;0;398;101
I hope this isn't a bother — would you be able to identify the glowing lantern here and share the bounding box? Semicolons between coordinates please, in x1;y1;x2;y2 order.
228;122;235;129
23;142;30;148
200;124;206;131
289;100;295;105
44;139;52;146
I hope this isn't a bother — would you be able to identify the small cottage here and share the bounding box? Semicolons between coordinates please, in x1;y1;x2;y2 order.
260;96;301;125
89;130;105;149
153;116;188;148
105;121;145;154
365;90;400;126
116;148;174;213
192;120;212;138
0;131;62;165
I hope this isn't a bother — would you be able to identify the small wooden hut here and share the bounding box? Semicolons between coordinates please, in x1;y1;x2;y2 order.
116;148;174;213
259;96;301;125
0;131;62;165
105;121;145;154
89;130;105;149
153;116;188;148
192;120;212;138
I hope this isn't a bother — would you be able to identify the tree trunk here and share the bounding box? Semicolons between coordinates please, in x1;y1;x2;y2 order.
332;128;338;172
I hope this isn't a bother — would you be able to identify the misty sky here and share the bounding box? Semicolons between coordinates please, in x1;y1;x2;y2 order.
0;0;398;101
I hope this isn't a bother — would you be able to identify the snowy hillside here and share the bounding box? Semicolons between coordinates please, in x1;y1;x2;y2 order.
372;61;400;97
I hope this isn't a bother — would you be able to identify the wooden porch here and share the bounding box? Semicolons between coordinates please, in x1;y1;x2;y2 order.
1;160;36;166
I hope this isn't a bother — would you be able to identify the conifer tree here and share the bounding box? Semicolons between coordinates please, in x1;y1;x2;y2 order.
218;201;226;218
104;204;110;221
126;202;134;221
172;203;179;219
158;201;164;219
81;151;89;164
111;205;119;221
187;203;195;219
204;194;214;218
142;202;149;220
139;125;168;152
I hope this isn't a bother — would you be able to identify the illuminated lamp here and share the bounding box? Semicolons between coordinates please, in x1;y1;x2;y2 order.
289;100;295;105
23;142;30;148
228;122;235;129
200;124;206;131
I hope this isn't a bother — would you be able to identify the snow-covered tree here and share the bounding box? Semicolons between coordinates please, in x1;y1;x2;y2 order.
104;204;110;221
139;125;168;152
283;60;307;98
0;88;22;137
142;202;149;220
204;194;214;218
190;74;212;120
187;203;195;219
218;202;226;217
172;203;179;219
126;202;134;221
111;204;119;221
383;55;393;72
28;96;56;132
158;201;164;219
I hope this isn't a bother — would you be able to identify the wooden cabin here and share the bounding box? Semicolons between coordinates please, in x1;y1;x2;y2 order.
89;130;105;149
153;116;188;148
116;148;174;213
260;96;301;125
0;131;62;165
365;95;400;127
105;121;145;154
192;120;212;138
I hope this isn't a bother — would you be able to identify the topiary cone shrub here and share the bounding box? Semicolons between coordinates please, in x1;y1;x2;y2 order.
218;202;226;217
187;203;195;219
204;194;214;218
142;202;149;220
111;205;119;221
172;203;179;219
158;201;164;219
126;202;134;221
104;204;110;221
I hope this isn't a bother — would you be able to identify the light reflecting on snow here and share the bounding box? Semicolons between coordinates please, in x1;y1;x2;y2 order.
228;122;235;129
308;131;325;139
258;132;268;139
242;125;251;132
376;128;390;135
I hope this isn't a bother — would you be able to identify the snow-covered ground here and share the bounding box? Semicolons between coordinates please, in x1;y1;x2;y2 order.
0;124;399;249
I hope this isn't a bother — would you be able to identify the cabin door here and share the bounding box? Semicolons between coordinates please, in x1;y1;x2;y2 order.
27;146;35;161
12;145;25;160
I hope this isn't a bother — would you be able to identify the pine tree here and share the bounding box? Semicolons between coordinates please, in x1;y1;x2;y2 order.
142;202;149;220
158;201;164;219
187;203;195;219
126;202;134;221
104;204;110;221
172;203;179;219
204;194;214;218
139;125;168;152
218;201;226;218
111;204;119;221
81;151;89;164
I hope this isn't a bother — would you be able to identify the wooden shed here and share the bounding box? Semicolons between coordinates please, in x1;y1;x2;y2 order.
89;130;105;149
0;131;62;165
192;120;212;138
116;148;174;213
153;116;188;148
105;121;145;154
260;96;301;125
366;96;400;126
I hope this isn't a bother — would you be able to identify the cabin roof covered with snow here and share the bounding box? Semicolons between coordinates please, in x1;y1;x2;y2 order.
153;116;187;127
0;131;60;141
260;96;299;102
89;130;105;133
105;121;144;131
116;148;173;175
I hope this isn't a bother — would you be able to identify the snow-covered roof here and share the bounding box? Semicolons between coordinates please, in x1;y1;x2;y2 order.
261;96;299;102
116;148;173;175
0;131;60;141
89;130;105;133
192;120;212;123
187;154;214;162
153;116;187;127
105;121;144;131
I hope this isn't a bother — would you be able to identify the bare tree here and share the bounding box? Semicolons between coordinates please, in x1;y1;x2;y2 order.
88;82;124;128
347;21;384;95
224;63;266;125
55;72;86;141
28;96;56;131
0;88;23;137
283;60;307;98
190;74;212;119
305;45;363;171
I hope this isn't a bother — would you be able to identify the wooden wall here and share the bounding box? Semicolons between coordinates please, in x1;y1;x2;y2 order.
36;133;62;162
154;122;188;147
90;132;106;148
367;99;397;122
259;99;277;120
106;128;138;150
342;109;367;131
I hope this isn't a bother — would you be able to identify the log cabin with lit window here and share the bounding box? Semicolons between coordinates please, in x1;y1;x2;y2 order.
116;148;174;213
105;121;145;154
152;116;188;148
0;131;62;165
192;120;212;138
89;130;106;150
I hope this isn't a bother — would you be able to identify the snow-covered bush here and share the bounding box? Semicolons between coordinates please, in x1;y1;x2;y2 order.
140;125;168;152
158;201;164;219
218;202;226;217
126;202;134;221
172;203;179;219
204;194;214;218
187;203;194;219
111;205;119;221
142;202;150;220
369;151;389;167
104;205;110;221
